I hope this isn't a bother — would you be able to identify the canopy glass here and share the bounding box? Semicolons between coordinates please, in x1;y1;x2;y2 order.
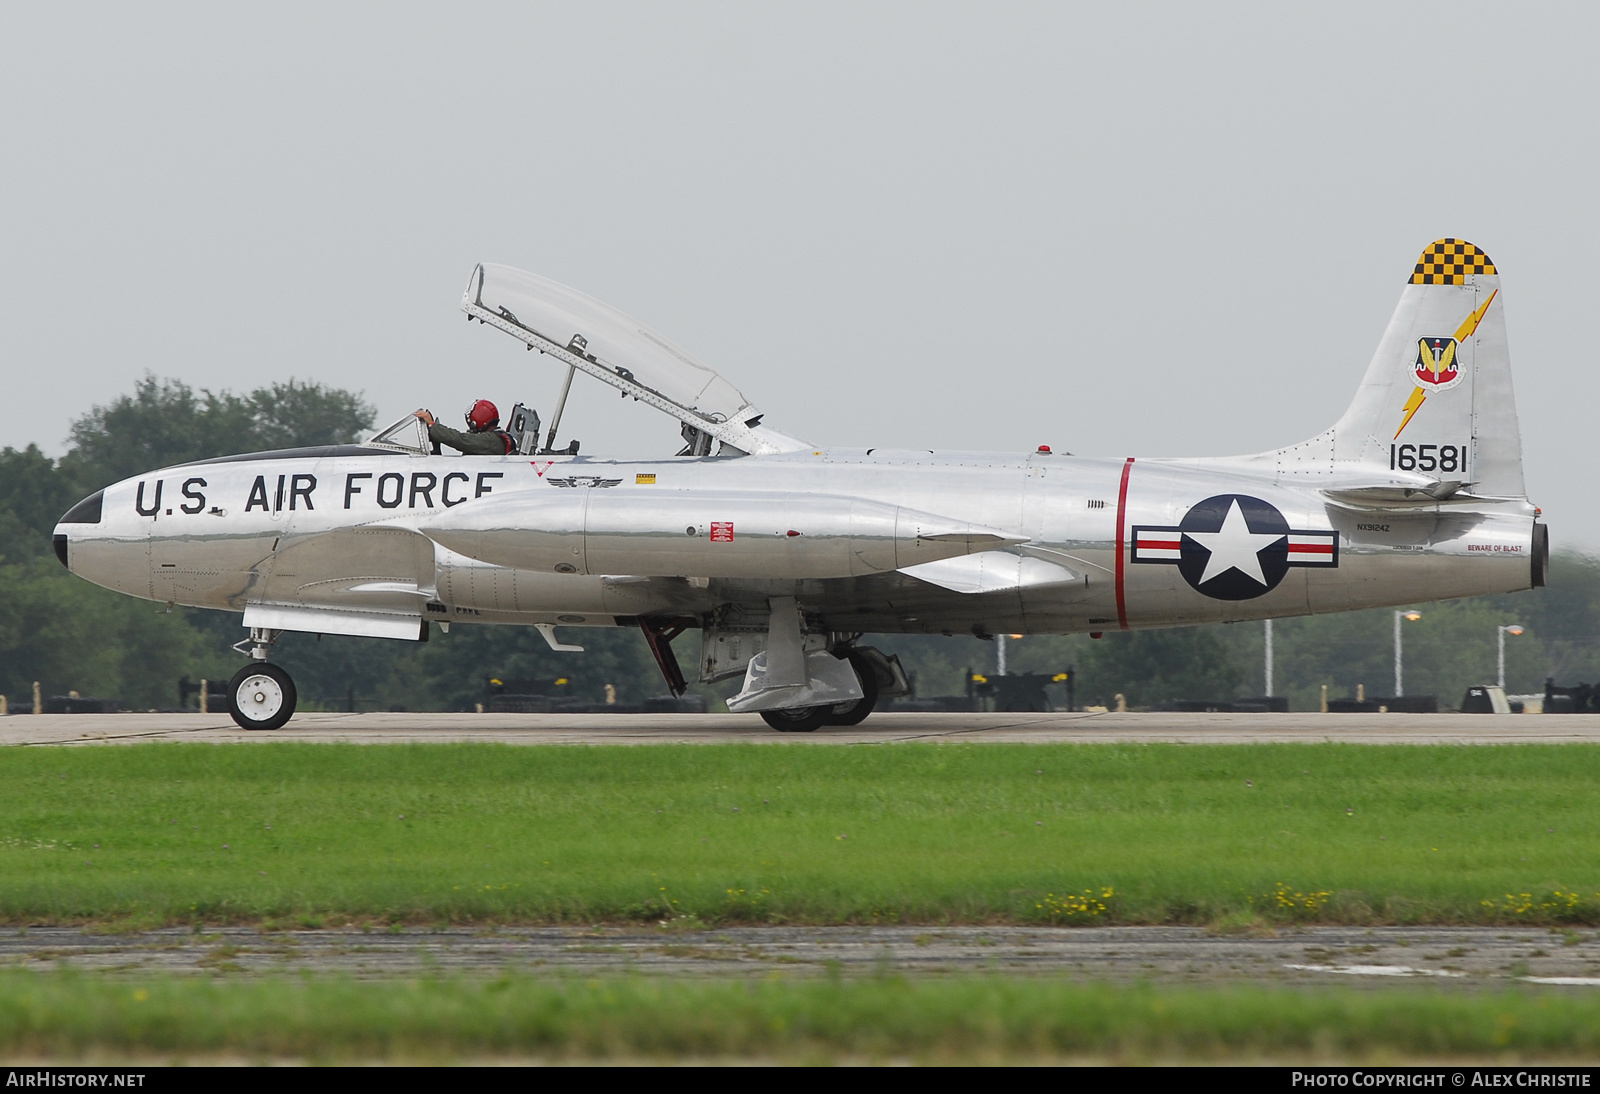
466;264;757;426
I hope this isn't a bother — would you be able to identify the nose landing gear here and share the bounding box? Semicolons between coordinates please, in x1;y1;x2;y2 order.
227;663;297;731
226;627;297;731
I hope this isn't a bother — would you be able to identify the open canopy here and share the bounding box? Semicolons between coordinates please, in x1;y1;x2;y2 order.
462;263;808;455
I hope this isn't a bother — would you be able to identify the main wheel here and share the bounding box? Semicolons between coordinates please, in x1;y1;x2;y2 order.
760;706;830;733
227;663;297;731
825;653;879;726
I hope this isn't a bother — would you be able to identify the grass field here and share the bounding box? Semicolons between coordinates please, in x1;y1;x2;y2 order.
0;971;1597;1062
0;743;1597;926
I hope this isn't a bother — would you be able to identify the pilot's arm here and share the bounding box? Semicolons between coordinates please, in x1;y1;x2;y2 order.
414;410;512;455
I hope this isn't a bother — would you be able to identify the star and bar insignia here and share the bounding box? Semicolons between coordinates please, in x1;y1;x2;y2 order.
1133;494;1338;601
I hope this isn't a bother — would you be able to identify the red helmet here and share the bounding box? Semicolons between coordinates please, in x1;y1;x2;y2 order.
466;399;499;432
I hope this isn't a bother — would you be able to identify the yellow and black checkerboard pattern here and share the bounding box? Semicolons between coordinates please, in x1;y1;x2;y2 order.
1410;238;1496;285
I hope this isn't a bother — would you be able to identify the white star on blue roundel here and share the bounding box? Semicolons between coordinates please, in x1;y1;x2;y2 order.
1131;495;1338;600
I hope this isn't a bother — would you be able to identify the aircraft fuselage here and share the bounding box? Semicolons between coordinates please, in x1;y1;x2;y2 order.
56;445;1540;640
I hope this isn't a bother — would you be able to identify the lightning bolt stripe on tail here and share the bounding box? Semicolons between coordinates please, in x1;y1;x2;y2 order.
1394;386;1428;439
1453;289;1498;341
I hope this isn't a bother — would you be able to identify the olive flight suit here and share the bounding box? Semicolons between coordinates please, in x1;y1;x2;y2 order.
428;422;515;455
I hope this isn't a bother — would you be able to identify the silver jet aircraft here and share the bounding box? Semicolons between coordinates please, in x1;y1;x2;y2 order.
53;238;1546;730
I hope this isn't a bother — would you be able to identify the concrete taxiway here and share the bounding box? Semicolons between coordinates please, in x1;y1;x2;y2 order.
2;925;1596;985
4;710;1600;746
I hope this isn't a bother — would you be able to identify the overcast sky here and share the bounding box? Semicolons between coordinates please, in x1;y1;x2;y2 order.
4;3;1598;544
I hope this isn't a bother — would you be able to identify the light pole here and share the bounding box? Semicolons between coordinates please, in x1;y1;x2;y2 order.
1264;618;1273;697
1497;625;1524;689
997;634;1022;677
1394;610;1421;697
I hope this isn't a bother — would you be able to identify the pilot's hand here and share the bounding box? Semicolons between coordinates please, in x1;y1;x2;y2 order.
414;409;436;426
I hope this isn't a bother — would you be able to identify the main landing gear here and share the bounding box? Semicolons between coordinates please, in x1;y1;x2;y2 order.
758;651;879;733
226;628;298;731
642;613;905;734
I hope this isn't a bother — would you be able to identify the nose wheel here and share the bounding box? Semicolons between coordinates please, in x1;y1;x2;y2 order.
226;663;297;731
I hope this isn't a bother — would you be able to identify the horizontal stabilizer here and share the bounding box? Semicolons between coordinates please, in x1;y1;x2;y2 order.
1321;480;1469;510
899;551;1080;595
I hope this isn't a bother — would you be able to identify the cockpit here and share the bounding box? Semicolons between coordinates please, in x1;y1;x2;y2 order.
364;402;560;457
364;263;812;459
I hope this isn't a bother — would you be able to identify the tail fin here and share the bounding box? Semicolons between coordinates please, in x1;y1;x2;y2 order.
1274;239;1525;498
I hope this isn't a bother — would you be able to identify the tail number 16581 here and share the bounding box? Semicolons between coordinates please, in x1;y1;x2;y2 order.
1390;443;1466;474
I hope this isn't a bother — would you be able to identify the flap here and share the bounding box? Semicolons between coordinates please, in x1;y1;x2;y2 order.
243;602;425;641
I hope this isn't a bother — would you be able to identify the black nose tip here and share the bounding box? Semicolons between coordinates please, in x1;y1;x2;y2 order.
53;534;68;569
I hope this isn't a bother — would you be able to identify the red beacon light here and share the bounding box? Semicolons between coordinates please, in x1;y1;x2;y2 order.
1037;445;1052;454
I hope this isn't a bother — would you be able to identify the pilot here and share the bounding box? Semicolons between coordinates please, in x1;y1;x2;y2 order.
415;400;515;455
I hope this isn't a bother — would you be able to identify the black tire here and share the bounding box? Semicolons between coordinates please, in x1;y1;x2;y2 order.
227;663;297;731
760;706;830;733
825;653;879;726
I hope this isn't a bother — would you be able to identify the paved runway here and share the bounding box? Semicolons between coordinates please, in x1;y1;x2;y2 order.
3;925;1596;985
5;710;1600;746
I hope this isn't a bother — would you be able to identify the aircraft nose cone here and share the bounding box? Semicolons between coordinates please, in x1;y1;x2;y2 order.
52;534;68;568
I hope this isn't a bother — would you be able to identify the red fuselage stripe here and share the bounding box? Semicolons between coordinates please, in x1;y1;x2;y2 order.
1287;543;1333;554
1115;457;1134;630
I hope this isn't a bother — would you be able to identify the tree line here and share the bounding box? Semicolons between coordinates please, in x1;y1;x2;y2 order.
1;374;1592;712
